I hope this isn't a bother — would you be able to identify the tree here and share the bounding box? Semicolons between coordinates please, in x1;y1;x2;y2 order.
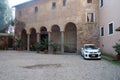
0;0;12;32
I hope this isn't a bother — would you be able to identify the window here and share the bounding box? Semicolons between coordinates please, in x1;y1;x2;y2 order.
63;0;66;6
100;27;104;36
87;0;92;3
99;0;103;7
52;2;56;9
108;23;114;35
35;6;38;13
87;13;94;22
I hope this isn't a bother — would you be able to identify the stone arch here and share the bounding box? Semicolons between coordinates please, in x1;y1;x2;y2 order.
30;28;37;51
64;22;77;53
39;26;48;51
51;25;61;51
40;26;47;33
40;26;48;41
63;21;78;32
21;29;27;50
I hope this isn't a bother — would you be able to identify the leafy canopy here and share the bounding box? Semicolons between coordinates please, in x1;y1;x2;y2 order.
0;0;12;32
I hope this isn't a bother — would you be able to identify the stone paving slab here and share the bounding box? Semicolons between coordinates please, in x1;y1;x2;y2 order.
0;51;120;80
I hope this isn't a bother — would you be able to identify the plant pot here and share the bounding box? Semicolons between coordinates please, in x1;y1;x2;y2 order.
53;50;57;54
44;49;48;54
36;49;40;53
16;48;21;51
116;54;120;60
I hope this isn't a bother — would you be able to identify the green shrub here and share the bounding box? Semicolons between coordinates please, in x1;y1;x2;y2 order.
113;43;120;55
33;42;41;49
50;42;58;51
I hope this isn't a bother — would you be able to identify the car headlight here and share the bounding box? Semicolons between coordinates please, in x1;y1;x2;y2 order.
98;50;101;53
85;51;89;53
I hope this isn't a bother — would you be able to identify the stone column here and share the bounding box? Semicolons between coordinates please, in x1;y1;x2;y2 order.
37;33;40;42
61;31;64;54
76;31;79;54
39;33;41;42
27;34;30;51
48;32;51;54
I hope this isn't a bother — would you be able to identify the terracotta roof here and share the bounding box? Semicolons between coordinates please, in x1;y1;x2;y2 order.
0;33;13;36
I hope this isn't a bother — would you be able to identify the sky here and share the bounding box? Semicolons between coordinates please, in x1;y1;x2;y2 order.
8;0;31;18
8;0;31;7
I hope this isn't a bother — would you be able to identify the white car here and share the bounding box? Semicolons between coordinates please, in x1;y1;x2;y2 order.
81;44;101;59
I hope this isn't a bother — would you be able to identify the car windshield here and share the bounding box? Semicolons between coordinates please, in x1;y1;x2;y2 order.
85;45;97;49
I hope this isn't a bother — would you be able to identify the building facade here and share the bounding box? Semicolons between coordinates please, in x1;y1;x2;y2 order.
99;0;120;55
15;0;99;53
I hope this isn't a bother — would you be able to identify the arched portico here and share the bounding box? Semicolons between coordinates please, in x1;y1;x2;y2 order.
39;27;48;51
40;27;48;41
64;22;77;53
22;23;77;54
21;29;27;50
30;28;37;51
51;25;61;51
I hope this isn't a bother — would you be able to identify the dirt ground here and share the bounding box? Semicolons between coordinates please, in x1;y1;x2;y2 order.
0;51;120;80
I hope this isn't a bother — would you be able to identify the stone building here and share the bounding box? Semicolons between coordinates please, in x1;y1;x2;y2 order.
15;0;99;53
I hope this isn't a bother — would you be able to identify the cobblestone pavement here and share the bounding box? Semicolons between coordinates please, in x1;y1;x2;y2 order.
0;51;120;80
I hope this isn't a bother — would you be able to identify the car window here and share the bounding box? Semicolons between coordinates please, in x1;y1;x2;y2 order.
85;45;97;49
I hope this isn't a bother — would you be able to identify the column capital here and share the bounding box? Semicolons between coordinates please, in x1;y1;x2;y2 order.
48;31;51;33
60;31;64;32
27;33;30;35
36;32;40;34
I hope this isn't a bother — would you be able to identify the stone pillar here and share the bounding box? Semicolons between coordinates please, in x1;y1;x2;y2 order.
77;31;79;54
61;31;64;54
39;33;41;42
48;32;51;54
27;34;30;51
37;33;40;42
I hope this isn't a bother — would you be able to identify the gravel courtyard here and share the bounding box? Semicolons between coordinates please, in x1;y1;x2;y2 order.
0;51;120;80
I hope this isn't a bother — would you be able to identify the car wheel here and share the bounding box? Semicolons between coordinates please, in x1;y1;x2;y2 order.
82;55;86;60
81;53;83;57
98;58;101;60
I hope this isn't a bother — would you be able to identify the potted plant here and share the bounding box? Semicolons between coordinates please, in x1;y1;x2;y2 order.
33;42;41;53
41;39;48;54
113;43;120;60
50;42;58;54
14;39;22;50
